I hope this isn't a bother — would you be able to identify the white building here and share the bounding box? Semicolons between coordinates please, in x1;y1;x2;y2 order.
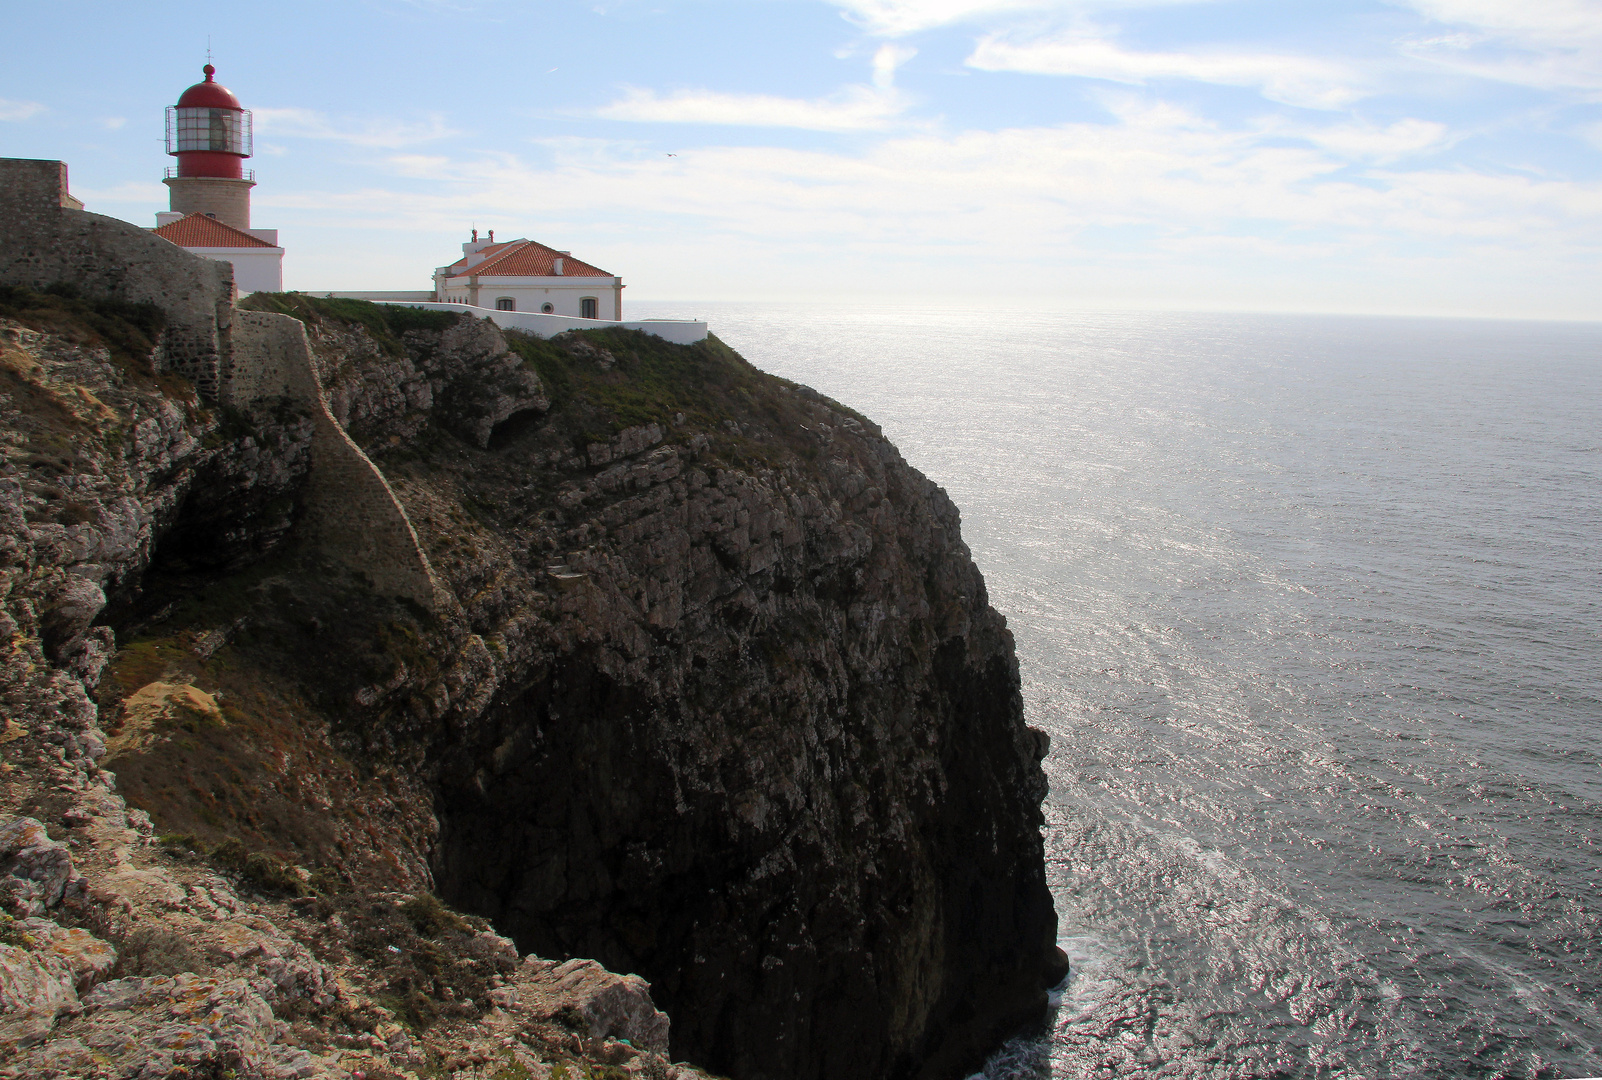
153;212;283;293
434;233;623;320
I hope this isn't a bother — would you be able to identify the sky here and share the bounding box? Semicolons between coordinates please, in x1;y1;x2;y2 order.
2;0;1601;319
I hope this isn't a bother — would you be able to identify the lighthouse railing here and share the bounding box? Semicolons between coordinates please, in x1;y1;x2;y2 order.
164;166;255;182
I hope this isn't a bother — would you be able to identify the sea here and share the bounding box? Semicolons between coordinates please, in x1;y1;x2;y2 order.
633;302;1602;1080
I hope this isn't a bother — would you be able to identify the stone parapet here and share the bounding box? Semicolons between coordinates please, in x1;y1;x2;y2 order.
230;311;449;615
0;158;446;614
0;157;231;399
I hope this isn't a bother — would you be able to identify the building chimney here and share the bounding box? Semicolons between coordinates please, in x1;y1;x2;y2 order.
554;258;564;276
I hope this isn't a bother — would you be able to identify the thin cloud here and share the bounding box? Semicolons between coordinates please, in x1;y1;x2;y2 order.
282;104;1602;256
873;43;918;88
1288;118;1454;161
1398;0;1602;44
594;85;912;131
828;0;1218;36
0;99;46;122
968;30;1368;109
1394;0;1602;94
252;107;458;149
265;105;1602;315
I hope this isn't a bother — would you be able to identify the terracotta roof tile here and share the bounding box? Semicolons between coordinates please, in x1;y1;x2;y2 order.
153;213;275;249
443;240;520;275
447;239;611;279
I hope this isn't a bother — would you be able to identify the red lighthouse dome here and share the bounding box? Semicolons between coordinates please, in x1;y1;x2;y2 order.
166;63;252;179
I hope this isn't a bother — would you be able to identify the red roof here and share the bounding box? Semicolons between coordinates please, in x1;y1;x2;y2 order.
447;239;611;279
153;213;274;249
442;241;519;275
176;65;244;110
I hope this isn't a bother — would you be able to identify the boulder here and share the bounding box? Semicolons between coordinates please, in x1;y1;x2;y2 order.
0;819;75;916
0;919;116;1051
546;958;670;1054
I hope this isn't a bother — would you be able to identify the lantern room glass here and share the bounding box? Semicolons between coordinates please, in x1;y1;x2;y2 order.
166;106;253;156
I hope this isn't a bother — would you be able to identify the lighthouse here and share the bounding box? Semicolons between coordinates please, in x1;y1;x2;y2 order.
153;63;283;294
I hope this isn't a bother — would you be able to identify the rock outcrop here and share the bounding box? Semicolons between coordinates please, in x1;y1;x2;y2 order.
0;287;1063;1080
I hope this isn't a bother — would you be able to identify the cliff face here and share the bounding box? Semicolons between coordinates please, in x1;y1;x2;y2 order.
0;289;1063;1080
290;298;1064;1080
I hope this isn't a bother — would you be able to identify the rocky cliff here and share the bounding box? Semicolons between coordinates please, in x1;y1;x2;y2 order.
0;287;1064;1080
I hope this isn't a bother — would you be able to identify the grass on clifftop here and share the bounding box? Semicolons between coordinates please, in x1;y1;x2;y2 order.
240;291;463;357
501;326;877;473
0;283;166;379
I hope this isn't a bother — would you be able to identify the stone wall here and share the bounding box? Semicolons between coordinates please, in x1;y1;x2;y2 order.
0;158;233;400
0;158;445;615
229;311;448;615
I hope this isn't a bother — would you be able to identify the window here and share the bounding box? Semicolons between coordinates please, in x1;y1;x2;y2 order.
581;297;598;319
541;303;554;314
495;297;515;311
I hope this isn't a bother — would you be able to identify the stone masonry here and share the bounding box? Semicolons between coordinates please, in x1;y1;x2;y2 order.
0;159;232;400
0;157;445;614
229;311;446;612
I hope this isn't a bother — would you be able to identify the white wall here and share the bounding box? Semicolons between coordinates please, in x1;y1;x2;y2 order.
185;246;284;294
439;275;624;320
322;291;435;302
377;301;707;345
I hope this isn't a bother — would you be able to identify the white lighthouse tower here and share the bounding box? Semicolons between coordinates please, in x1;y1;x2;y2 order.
152;63;283;295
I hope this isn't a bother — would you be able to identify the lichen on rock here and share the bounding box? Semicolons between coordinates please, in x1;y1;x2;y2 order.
0;285;1061;1080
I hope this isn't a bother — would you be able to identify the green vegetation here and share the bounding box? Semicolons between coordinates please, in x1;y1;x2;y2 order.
499;326;873;475
507;327;772;436
346;892;511;1033
490;1058;534;1080
159;832;320;898
111;925;207;978
0;282;165;378
400;891;474;937
240;292;462;357
553;1005;591;1036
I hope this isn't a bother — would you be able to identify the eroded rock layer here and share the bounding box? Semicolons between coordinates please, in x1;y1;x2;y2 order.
0;290;1062;1080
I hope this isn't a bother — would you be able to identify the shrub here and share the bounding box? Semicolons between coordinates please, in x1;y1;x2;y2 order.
113;925;206;977
400;892;471;938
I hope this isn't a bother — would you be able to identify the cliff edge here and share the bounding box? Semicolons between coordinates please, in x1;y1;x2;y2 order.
0;278;1063;1078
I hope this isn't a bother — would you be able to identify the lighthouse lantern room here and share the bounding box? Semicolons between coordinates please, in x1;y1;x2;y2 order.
152;63;283;294
162;64;255;229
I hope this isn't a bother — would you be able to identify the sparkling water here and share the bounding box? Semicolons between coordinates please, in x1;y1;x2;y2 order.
633;303;1602;1079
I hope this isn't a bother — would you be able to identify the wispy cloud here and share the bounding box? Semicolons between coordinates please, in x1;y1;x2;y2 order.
252;107;458;148
1288;118;1454;161
261;95;1602;315
99;116;126;131
827;0;1219;36
594;84;912;131
1398;0;1602;44
595;38;920;133
1394;0;1602;94
0;99;46;122
968;30;1369;109
872;43;918;88
279;103;1601;255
